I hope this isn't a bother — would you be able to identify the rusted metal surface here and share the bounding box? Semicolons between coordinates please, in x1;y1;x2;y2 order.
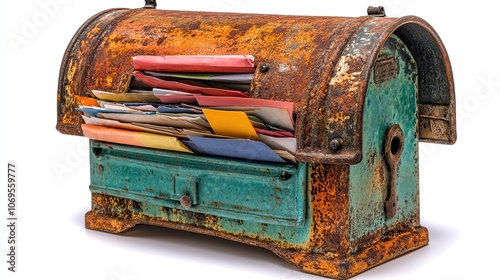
57;8;129;135
281;226;428;279
57;9;456;164
374;56;398;84
143;0;156;9
308;163;350;257
367;6;386;17
299;15;456;164
419;103;455;141
58;9;352;139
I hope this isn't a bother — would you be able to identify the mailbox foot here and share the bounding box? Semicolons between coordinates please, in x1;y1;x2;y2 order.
274;226;429;279
85;210;138;233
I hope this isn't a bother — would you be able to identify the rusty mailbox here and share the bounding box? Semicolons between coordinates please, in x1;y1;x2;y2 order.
56;2;456;279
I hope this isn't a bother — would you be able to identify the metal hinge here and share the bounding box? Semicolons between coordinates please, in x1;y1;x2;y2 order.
367;6;386;17
144;0;157;9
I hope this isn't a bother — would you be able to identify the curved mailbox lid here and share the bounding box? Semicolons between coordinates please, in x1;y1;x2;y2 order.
297;16;456;164
57;8;456;165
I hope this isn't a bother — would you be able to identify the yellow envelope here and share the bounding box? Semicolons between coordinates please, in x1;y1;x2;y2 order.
91;89;161;103
202;109;259;140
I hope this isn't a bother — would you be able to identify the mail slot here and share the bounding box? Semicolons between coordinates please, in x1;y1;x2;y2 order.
56;2;456;279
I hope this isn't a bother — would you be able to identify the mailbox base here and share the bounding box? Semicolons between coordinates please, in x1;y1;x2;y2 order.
85;193;428;279
283;227;429;279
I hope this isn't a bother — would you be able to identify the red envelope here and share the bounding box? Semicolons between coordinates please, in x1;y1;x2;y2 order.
154;94;198;104
133;71;249;97
254;128;294;137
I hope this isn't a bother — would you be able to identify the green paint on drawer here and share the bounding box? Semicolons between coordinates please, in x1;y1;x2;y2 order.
89;141;307;227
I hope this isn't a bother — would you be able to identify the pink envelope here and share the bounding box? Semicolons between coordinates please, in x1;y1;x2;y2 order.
132;55;255;73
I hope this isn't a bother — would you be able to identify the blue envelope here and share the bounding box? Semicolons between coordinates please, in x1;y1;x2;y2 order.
183;136;285;163
76;107;155;118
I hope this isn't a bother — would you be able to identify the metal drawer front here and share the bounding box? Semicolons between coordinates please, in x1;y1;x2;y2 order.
89;140;307;227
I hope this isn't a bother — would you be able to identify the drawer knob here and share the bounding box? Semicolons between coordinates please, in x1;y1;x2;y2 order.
180;194;192;209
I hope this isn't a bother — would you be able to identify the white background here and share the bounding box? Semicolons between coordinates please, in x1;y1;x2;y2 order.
0;1;498;279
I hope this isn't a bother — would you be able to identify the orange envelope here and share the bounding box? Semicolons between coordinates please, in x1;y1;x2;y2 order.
81;124;193;153
202;109;259;140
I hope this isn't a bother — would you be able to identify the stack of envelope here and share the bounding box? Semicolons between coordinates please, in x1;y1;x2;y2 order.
78;55;296;164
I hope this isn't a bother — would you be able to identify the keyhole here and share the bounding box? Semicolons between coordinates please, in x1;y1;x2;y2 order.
390;136;401;156
384;124;404;219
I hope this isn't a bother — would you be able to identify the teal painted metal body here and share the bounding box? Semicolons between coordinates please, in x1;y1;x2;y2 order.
349;34;419;245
